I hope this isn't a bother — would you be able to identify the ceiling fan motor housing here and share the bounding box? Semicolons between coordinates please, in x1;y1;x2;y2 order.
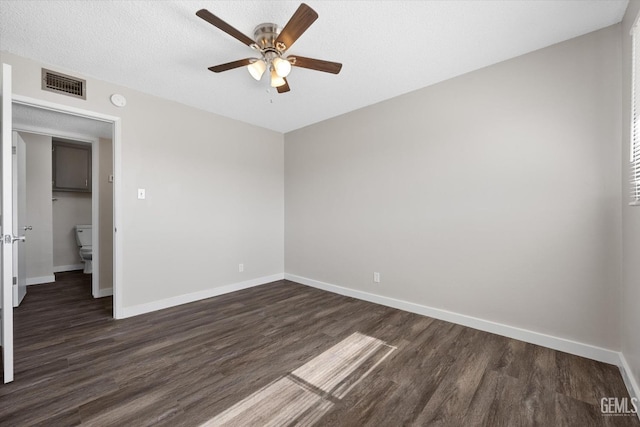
253;23;282;51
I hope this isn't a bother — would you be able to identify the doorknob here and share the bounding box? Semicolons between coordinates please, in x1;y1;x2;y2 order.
4;234;27;244
23;226;32;231
3;234;25;243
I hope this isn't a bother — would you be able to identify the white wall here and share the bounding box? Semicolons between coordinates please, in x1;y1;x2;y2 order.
22;132;53;282
52;191;91;269
0;50;285;310
285;25;622;351
621;0;640;399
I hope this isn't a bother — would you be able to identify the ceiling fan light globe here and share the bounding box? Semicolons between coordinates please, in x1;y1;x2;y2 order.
270;69;286;87
247;59;266;80
273;57;292;77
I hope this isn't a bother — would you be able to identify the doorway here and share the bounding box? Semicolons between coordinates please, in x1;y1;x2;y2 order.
11;95;122;318
13;131;109;300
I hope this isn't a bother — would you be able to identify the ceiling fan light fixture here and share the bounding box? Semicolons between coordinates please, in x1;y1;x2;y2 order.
197;4;342;94
270;68;286;87
272;57;292;77
247;59;267;80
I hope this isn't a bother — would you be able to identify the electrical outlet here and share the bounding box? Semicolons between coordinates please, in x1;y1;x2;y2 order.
373;272;380;283
239;263;244;273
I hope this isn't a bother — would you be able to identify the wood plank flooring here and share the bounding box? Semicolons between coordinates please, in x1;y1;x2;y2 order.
1;271;638;426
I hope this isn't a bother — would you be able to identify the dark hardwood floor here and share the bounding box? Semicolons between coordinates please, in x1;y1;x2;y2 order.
1;271;637;426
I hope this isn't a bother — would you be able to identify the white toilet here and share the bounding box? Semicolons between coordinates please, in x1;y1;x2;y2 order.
74;224;92;274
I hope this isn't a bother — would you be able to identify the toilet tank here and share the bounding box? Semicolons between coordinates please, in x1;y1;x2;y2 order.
75;224;92;247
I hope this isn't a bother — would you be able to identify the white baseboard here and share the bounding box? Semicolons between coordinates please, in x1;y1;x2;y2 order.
120;273;285;319
26;275;55;286
94;287;113;298
284;273;620;366
618;352;640;421
53;264;83;273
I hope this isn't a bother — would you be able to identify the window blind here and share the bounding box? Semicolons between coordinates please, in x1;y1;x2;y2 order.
632;23;640;205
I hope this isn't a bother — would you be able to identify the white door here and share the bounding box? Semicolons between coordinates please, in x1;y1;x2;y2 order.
1;63;15;383
12;132;27;306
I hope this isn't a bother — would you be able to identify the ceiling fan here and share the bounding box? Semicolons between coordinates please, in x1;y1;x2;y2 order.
196;3;342;94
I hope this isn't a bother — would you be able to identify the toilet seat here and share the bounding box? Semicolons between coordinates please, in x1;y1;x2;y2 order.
79;247;92;260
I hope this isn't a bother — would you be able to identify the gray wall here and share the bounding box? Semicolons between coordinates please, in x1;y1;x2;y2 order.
22;132;53;282
0;50;285;309
622;0;640;397
285;25;622;350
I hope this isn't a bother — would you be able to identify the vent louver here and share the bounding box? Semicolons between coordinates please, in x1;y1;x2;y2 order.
41;68;86;99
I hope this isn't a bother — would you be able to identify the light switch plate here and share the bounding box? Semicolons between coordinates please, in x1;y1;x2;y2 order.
137;188;146;199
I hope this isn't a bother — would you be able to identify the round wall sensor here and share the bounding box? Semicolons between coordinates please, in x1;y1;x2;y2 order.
110;94;127;107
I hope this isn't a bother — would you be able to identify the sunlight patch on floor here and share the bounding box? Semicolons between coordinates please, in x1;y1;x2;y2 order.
200;332;396;426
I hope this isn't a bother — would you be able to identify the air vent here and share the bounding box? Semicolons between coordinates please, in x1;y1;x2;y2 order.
41;68;86;100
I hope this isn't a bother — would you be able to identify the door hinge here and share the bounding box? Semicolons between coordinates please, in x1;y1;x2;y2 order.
4;234;11;244
13;277;16;285
12;146;16;155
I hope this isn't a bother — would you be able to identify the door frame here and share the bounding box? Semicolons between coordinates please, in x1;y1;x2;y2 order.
12;132;26;306
11;95;123;319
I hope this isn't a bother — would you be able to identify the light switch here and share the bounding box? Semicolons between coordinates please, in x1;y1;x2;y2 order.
137;188;146;199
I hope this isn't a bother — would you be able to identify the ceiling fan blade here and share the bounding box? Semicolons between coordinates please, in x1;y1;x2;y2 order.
277;78;291;94
196;9;255;47
208;58;254;73
290;56;342;74
275;3;318;52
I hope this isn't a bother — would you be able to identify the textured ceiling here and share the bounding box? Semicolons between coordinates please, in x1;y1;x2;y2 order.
0;0;629;133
